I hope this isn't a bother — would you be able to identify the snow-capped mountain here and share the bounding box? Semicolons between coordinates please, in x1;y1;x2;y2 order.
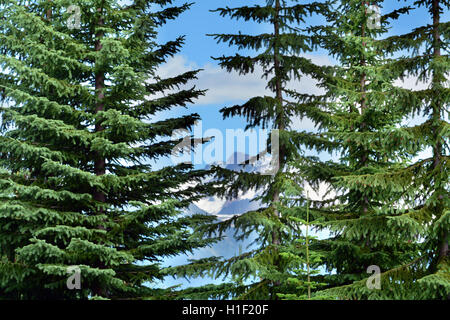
161;152;330;289
194;151;264;218
158;153;261;288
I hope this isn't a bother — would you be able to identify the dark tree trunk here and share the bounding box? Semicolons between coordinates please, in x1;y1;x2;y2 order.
93;4;108;298
431;0;448;267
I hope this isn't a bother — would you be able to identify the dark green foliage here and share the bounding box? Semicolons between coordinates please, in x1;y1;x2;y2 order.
0;0;447;301
0;0;218;299
295;0;449;299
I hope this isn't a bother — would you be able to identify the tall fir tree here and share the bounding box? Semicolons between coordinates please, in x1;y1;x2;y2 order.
323;0;450;299
338;0;450;299
276;0;420;299
191;0;331;300
0;0;217;299
293;0;448;299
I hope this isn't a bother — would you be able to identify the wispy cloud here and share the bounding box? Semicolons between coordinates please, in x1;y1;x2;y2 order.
156;54;332;106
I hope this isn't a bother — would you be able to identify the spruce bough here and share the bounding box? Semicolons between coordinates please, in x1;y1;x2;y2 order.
0;0;217;299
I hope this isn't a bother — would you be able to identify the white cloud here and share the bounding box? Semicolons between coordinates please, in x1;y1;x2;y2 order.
156;55;269;105
156;54;332;132
394;75;430;91
304;181;337;202
157;54;331;102
194;196;227;215
238;188;258;201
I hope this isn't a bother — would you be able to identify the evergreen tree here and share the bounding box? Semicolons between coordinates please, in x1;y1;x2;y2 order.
294;0;448;300
193;0;330;300
326;0;450;299
383;0;450;299
0;0;217;299
277;0;410;298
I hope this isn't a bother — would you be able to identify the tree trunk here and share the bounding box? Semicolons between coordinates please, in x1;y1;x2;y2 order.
360;2;369;215
431;0;448;267
93;4;107;297
270;0;284;300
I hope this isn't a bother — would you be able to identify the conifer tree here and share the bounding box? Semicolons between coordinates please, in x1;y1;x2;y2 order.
385;0;450;299
293;0;448;299
277;0;410;297
0;0;217;299
194;0;330;300
325;0;450;299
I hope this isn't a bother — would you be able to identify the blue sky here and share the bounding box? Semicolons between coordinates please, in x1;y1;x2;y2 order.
153;0;448;171
157;0;444;65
